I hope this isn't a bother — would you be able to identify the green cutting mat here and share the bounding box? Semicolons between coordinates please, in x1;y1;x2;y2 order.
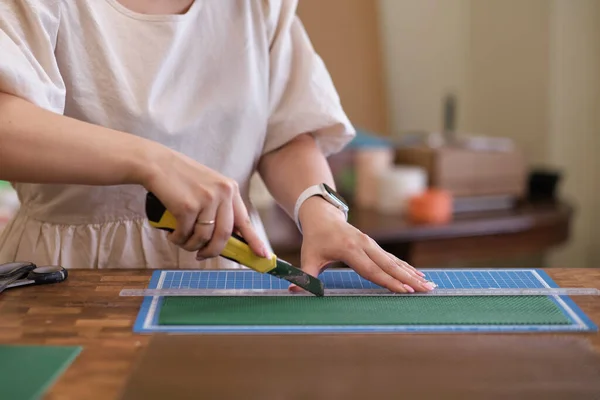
158;296;571;326
0;344;82;400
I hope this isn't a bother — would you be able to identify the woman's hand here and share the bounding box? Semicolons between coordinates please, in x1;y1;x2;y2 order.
0;92;266;260
141;147;269;260
292;197;435;293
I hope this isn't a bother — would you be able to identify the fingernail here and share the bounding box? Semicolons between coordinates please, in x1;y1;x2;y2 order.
417;270;426;277
403;284;415;293
423;282;436;291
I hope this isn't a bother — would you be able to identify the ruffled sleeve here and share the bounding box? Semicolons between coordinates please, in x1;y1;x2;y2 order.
0;0;65;113
261;0;355;157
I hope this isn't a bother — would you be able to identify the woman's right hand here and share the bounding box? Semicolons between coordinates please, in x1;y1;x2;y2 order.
0;93;265;262
140;147;269;261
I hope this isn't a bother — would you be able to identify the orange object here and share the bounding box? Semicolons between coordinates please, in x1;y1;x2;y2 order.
408;189;453;224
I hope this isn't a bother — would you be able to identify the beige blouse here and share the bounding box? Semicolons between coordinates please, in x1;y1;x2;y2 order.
0;0;354;269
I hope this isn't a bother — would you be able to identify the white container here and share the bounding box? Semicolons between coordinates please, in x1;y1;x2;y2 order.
354;148;394;209
376;166;427;215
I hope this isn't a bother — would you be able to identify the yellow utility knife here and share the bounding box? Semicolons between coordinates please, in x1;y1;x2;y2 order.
145;192;324;297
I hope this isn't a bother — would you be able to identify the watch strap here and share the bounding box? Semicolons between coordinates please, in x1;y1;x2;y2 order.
293;185;325;233
293;184;348;234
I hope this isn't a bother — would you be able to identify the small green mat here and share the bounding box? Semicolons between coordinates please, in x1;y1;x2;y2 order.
158;296;571;326
0;344;82;400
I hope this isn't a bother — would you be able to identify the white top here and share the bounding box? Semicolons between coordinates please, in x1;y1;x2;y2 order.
0;0;354;269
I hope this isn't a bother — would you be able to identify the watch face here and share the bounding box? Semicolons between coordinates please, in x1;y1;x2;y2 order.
323;183;348;208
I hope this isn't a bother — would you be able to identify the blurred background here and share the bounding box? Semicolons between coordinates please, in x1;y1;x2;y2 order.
1;0;598;270
252;0;600;270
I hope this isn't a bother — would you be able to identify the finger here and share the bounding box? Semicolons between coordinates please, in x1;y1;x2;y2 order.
232;193;269;258
364;235;424;278
364;237;426;284
386;252;426;282
196;201;234;259
362;233;424;279
341;250;409;293
168;199;198;247
368;238;427;283
388;253;425;277
181;205;217;252
366;244;433;292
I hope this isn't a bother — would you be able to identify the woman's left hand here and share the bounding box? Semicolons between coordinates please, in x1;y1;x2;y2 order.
291;197;436;294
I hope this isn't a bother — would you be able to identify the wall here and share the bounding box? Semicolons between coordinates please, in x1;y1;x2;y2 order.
378;0;550;164
377;0;471;133
466;0;551;166
547;0;600;268
596;51;600;267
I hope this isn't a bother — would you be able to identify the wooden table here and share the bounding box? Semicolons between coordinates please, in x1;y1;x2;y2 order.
260;200;573;268
1;268;599;399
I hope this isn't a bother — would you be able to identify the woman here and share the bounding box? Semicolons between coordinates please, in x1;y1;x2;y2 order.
0;0;433;293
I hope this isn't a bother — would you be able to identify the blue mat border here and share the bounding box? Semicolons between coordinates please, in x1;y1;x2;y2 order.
534;269;597;332
132;269;597;334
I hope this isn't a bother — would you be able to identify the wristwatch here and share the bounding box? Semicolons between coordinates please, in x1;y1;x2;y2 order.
293;183;349;233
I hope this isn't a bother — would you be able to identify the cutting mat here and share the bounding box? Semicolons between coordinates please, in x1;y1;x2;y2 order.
132;269;597;333
0;344;82;400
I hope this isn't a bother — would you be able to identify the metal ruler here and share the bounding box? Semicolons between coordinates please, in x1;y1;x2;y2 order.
119;287;600;297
